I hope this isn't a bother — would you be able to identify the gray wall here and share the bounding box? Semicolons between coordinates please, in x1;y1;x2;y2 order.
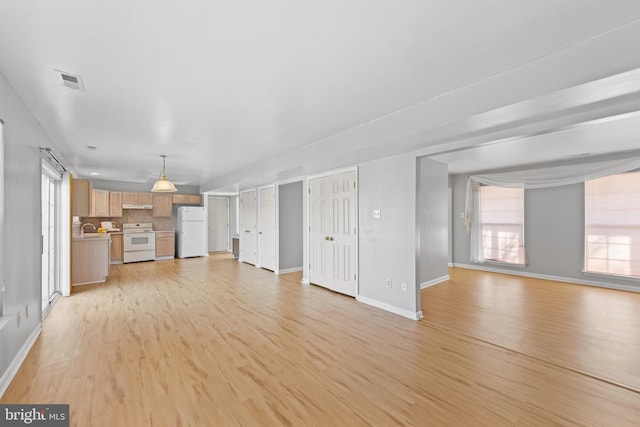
0;70;54;382
359;154;418;314
91;178;200;194
278;181;303;271
416;158;449;286
0;121;4;317
451;174;640;289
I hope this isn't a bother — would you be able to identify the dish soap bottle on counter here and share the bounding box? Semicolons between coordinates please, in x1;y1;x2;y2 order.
72;216;81;237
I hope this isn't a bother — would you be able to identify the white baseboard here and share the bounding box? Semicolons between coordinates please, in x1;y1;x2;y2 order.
452;263;640;293
0;324;42;398
420;275;450;289
276;267;303;275
448;262;454;267
356;296;423;320
301;278;310;285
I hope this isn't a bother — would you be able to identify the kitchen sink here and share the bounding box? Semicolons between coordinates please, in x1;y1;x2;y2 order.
80;233;110;238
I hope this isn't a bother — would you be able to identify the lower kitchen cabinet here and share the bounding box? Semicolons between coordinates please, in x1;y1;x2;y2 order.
110;233;123;264
72;237;110;285
155;231;175;259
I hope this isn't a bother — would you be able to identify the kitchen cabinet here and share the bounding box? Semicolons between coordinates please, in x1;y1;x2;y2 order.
109;192;123;217
172;194;201;205
72;236;110;285
122;192;138;204
90;189;110;217
153;194;172;217
122;192;153;205
155;231;175;259
139;192;153;205
110;233;123;263
72;179;92;217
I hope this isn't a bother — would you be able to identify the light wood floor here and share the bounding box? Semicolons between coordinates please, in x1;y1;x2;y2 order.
2;255;640;426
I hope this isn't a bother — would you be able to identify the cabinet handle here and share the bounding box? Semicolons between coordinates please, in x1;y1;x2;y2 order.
245;230;250;233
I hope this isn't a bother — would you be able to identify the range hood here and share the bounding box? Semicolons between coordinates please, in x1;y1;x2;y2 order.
122;203;153;210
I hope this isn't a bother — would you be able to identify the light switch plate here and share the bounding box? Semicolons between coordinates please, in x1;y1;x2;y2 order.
373;209;381;219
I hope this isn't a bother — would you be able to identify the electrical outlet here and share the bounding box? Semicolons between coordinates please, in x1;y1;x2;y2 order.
385;279;392;288
16;312;21;328
402;282;407;292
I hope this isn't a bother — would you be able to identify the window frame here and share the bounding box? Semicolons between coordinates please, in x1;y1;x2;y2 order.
584;172;640;280
479;184;527;266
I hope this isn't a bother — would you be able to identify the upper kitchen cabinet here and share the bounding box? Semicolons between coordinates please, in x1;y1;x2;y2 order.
72;178;92;217
139;192;153;205
109;191;123;217
172;194;202;205
122;192;153;206
122;192;137;204
152;194;172;217
90;189;110;217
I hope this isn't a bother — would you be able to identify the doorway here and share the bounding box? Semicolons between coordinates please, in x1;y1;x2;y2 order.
308;170;358;297
41;162;61;317
207;196;229;253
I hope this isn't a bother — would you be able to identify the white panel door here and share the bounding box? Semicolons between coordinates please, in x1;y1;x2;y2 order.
259;186;276;271
240;189;257;265
309;171;357;297
208;197;229;252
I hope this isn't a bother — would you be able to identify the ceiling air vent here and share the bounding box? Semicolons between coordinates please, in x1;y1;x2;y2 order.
55;69;85;91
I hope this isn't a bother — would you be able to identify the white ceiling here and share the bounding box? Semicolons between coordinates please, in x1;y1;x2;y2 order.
1;1;640;191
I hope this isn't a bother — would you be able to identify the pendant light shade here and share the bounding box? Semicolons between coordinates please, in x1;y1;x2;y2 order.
151;155;177;192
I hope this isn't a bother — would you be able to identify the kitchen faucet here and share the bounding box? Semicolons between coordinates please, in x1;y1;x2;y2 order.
81;223;97;237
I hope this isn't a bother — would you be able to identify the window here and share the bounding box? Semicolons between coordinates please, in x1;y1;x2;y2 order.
585;172;640;278
480;185;526;264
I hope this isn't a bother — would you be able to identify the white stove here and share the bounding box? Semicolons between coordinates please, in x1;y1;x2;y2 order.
123;223;156;263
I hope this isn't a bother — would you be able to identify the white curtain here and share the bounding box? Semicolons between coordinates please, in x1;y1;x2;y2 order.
465;178;484;263
464;155;640;264
469;156;640;189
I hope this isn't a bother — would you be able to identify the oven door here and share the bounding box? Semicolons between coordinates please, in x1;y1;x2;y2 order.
123;233;155;252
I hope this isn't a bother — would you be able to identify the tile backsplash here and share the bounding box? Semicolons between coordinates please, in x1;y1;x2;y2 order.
80;209;174;231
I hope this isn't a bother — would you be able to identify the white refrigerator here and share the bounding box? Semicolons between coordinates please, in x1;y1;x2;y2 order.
176;206;206;258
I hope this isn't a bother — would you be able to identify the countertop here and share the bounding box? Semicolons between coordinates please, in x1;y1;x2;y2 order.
73;233;112;241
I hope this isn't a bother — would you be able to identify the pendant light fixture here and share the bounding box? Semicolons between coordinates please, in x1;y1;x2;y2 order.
151;154;177;192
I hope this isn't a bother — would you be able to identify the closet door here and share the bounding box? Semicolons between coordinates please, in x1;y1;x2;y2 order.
259;186;276;271
240;189;257;265
309;171;357;297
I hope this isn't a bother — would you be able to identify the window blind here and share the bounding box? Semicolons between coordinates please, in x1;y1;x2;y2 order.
585;172;640;278
480;186;525;264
